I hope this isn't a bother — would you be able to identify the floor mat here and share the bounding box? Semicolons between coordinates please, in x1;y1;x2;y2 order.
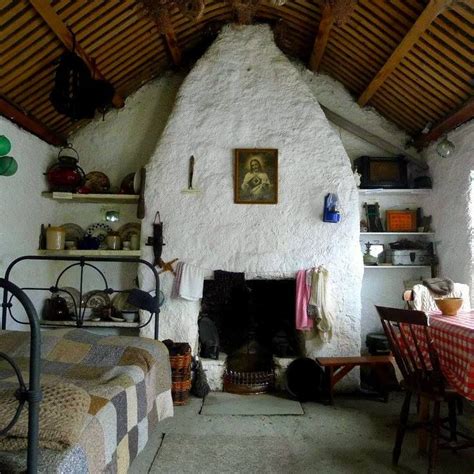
200;392;304;415
150;434;294;473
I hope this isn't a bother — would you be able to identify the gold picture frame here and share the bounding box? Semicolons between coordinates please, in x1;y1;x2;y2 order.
234;148;278;204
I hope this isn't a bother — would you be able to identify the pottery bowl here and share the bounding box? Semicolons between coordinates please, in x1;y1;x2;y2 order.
122;310;138;322
434;297;463;316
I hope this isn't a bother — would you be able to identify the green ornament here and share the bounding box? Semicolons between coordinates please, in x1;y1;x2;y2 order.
0;156;18;176
0;136;11;156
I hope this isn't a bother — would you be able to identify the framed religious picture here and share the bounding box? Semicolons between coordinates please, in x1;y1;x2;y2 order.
234;148;278;204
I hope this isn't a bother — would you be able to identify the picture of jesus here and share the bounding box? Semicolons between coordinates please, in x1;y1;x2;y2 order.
234;149;278;204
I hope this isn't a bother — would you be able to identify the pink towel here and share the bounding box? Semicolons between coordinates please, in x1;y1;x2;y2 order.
295;269;313;331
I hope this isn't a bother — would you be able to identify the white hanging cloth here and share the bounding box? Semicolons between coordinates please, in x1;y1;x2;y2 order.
308;266;334;342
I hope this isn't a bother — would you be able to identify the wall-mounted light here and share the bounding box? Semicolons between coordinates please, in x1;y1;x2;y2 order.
436;136;455;159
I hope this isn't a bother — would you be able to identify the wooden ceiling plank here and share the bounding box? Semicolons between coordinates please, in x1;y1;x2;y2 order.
382;77;444;122
2;33;57;74
2;7;38;39
2;23;54;64
351;10;399;51
336;24;387;64
94;26;159;71
98;33;162;74
355;3;405;46
413;97;474;148
399;57;468;104
375;90;428;129
101;40;163;79
358;0;451;107
432;15;473;56
395;61;460;108
84;14;152;54
418;37;472;81
321;57;366;92
411;44;472;89
391;69;456;113
309;2;335;72
9;65;56;104
372;93;425;130
370;97;419;133
105;48;167;84
29;0;124;108
0;97;65;145
0;1;28;26
324;44;374;83
3;45;62;93
404;51;472;98
327;34;380;75
75;2;138;45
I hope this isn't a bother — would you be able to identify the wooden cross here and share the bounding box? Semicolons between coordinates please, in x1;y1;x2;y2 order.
158;258;178;275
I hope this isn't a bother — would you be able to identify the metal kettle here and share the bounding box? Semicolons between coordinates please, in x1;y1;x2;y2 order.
45;144;85;192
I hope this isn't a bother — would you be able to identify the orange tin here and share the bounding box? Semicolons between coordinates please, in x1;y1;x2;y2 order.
386;210;417;232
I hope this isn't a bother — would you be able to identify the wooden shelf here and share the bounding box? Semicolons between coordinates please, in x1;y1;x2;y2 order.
37;250;141;257
364;265;431;269
42;192;139;204
360;232;434;236
358;188;431;196
41;320;139;328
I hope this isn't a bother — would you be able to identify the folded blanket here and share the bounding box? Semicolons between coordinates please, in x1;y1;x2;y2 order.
0;382;90;451
422;277;454;296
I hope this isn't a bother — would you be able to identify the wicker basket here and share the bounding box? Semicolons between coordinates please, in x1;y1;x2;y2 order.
169;344;192;406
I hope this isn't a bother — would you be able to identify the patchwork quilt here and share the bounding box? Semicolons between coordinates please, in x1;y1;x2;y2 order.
0;329;173;473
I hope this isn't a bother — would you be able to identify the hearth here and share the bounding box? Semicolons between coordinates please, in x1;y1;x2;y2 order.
199;278;302;393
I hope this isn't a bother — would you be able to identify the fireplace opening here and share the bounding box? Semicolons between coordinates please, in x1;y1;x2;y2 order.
199;278;303;393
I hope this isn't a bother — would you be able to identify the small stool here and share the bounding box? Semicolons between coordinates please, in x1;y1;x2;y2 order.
316;355;394;404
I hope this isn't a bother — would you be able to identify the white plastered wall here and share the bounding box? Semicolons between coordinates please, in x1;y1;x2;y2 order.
140;25;364;389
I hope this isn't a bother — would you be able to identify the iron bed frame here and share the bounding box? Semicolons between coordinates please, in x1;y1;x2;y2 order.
0;255;161;473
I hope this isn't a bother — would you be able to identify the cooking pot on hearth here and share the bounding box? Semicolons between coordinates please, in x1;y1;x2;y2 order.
45;145;85;192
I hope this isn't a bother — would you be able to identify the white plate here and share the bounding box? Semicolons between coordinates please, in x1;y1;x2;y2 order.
133;170;142;194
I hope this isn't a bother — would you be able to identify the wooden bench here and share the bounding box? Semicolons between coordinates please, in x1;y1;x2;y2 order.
316;355;395;404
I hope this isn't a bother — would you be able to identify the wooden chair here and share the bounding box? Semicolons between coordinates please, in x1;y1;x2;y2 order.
376;306;473;473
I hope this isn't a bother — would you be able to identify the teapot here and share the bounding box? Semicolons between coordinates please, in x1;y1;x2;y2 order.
45;145;85;192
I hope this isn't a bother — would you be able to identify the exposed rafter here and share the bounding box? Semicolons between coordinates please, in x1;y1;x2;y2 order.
413;96;474;149
163;28;183;66
309;2;334;72
0;97;65;146
29;0;124;108
357;0;452;107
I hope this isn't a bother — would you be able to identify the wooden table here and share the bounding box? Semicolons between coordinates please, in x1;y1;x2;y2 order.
417;310;474;451
427;310;474;401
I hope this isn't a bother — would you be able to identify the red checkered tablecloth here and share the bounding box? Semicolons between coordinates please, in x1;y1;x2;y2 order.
426;311;474;400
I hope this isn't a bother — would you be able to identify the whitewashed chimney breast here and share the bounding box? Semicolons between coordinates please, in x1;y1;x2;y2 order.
140;25;363;385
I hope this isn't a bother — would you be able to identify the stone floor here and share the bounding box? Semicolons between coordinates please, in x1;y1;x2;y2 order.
130;392;474;473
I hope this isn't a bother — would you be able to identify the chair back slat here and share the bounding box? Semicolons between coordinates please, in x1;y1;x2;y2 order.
376;306;445;394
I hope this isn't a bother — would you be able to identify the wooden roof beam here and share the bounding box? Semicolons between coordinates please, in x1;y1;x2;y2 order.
413;96;474;149
163;27;182;66
309;2;334;72
29;0;124;109
357;0;452;107
0;97;66;146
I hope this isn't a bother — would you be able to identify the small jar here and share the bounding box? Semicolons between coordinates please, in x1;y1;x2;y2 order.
46;226;66;250
130;234;140;250
106;233;121;250
122;240;131;250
